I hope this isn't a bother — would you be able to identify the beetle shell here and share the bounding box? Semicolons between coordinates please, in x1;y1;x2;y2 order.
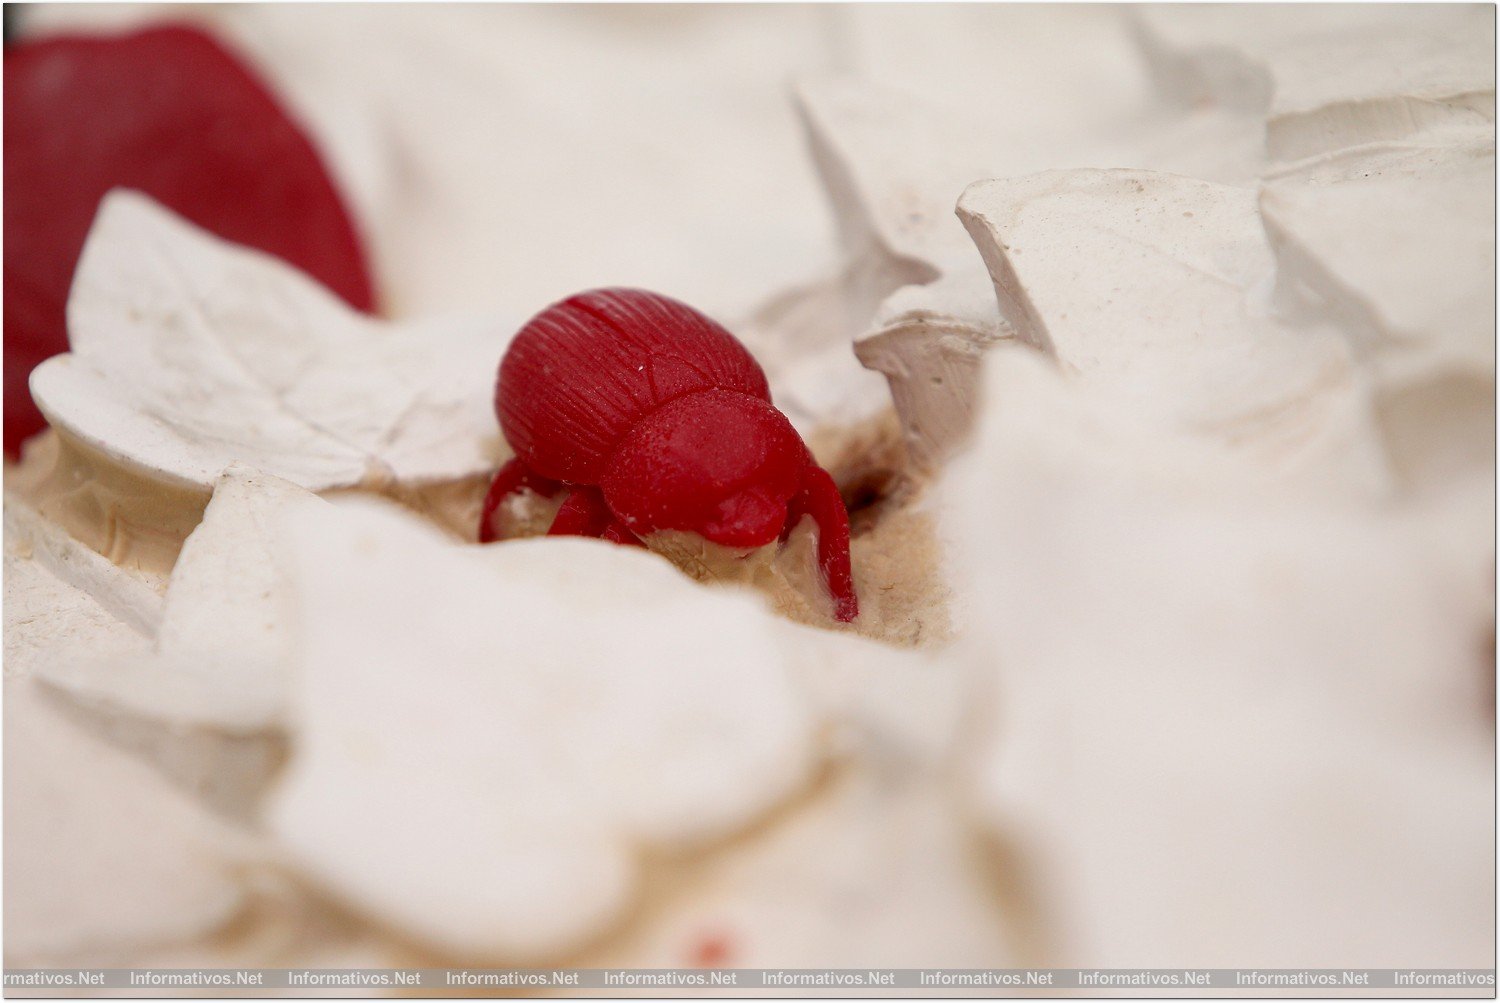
497;288;771;484
486;287;859;622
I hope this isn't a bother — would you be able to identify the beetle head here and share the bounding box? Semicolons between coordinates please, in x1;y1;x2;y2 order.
601;389;808;548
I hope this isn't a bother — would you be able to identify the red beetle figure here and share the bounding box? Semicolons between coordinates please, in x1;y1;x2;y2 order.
480;288;858;622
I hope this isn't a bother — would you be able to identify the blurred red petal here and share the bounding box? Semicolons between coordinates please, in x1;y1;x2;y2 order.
4;24;376;456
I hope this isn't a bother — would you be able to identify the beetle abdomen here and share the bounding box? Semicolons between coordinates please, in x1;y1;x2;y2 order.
497;288;772;483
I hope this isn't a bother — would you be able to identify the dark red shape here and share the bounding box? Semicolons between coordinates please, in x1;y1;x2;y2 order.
478;457;562;544
482;288;859;622
4;24;376;456
547;486;615;539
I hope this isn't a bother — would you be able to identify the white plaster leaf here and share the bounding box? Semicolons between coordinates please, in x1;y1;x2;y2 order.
266;498;821;961
957;169;1383;490
1132;5;1495;161
793;73;1265;469
3;494;161;680
943;351;1494;967
35;465;323;733
580;653;1016;969
1261;141;1496;386
30;191;502;493
3;678;245;964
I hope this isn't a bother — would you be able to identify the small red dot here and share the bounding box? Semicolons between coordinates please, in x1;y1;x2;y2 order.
689;930;735;968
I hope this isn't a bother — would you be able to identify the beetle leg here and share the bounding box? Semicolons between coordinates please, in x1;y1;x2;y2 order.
547;486;647;548
785;465;859;622
547;486;614;538
478;457;561;543
602;519;647;548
